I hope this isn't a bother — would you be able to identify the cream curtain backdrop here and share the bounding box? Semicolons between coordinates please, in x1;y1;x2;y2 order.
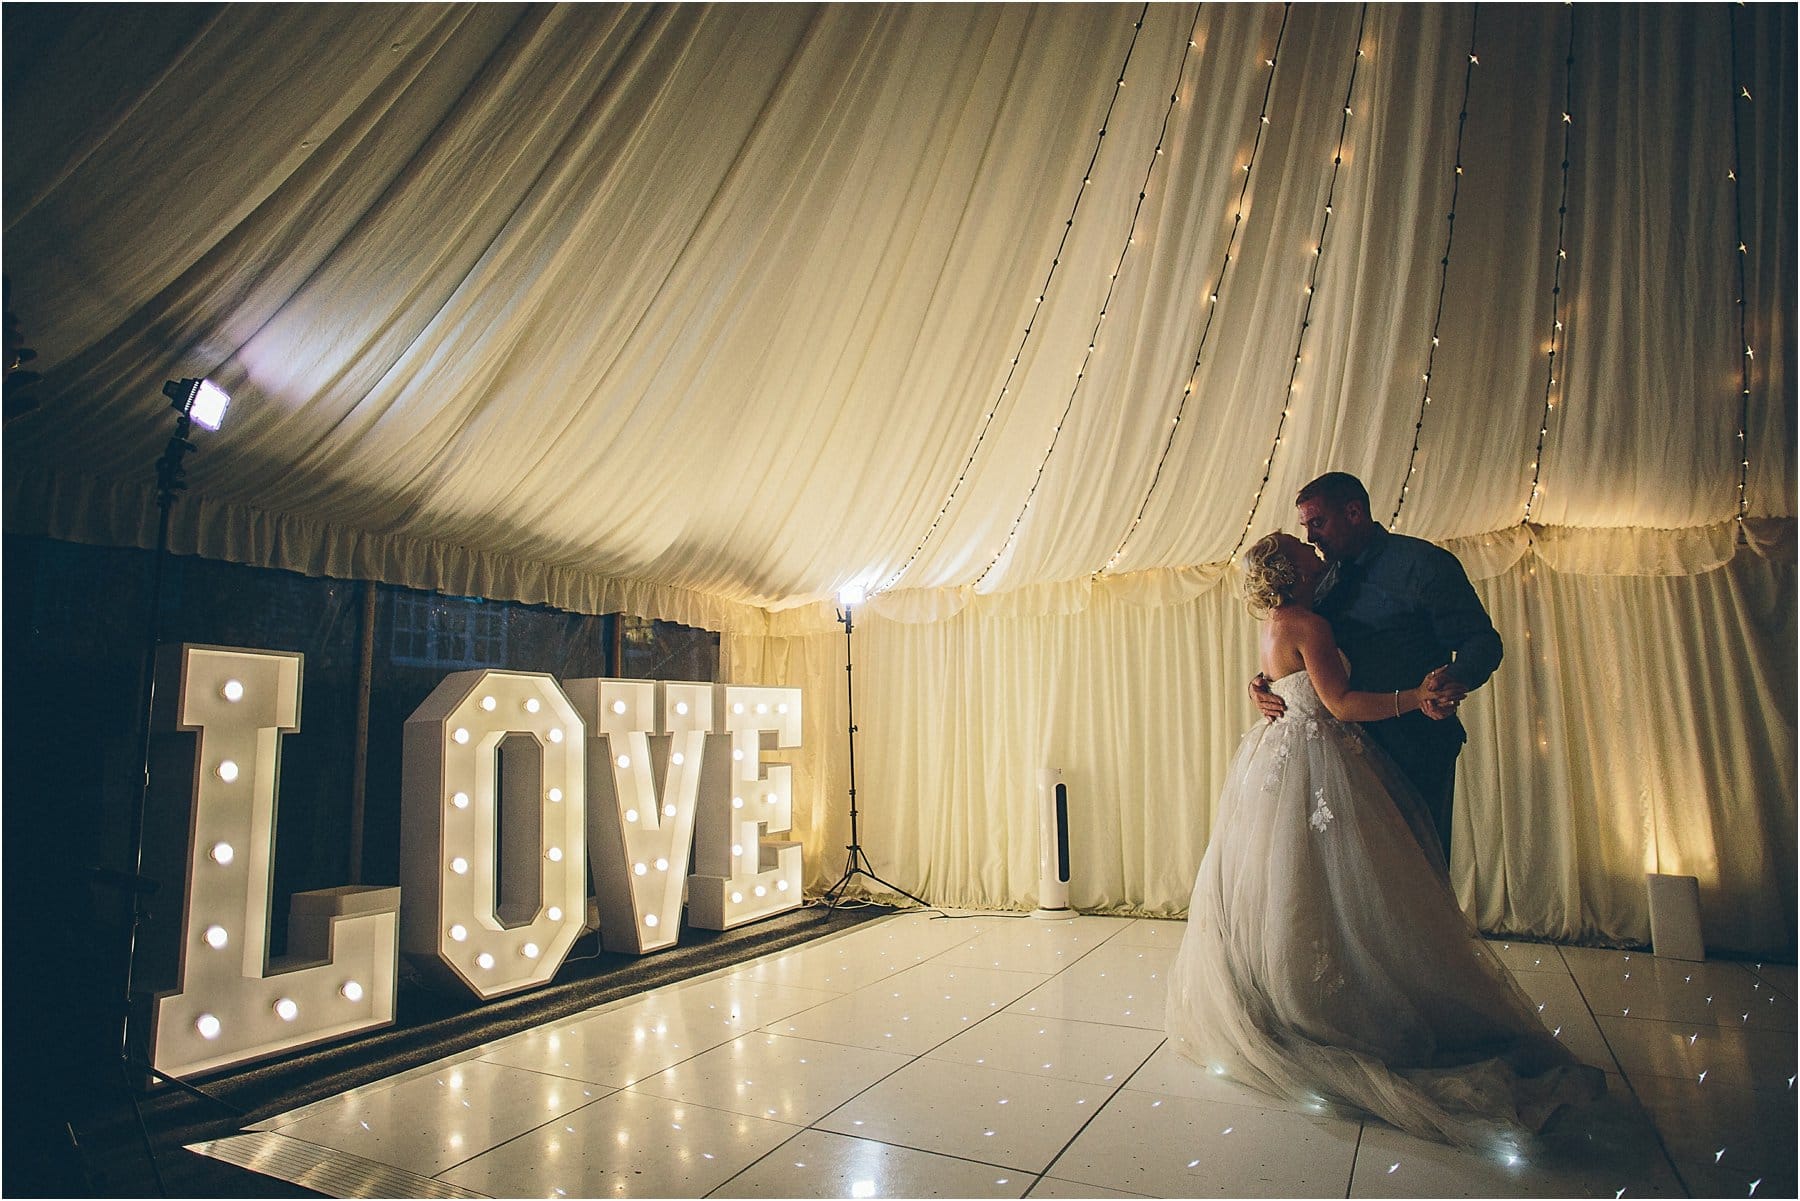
728;528;1794;955
4;5;1794;951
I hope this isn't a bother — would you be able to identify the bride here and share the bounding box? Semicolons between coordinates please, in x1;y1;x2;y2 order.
1165;531;1602;1150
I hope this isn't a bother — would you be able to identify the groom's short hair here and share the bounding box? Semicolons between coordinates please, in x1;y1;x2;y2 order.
1296;471;1370;515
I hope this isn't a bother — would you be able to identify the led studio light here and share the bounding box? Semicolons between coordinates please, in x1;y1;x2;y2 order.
162;377;231;431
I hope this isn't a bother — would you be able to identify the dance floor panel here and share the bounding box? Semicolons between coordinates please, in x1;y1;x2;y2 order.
190;911;1797;1198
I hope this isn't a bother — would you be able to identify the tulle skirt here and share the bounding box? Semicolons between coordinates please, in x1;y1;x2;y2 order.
1165;682;1603;1149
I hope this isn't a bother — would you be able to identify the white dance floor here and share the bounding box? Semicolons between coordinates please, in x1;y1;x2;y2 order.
191;911;1795;1198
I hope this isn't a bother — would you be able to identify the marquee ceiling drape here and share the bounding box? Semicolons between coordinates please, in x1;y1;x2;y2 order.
4;2;1792;629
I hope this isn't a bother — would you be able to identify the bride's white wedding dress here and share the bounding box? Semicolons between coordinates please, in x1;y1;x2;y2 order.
1166;669;1603;1149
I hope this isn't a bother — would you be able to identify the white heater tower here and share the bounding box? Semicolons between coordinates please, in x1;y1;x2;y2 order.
1031;768;1074;919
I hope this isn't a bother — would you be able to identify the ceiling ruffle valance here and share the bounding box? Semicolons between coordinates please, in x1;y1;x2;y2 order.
7;461;1788;640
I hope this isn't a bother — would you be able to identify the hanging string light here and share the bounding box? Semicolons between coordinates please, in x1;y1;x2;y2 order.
876;5;1154;596
1389;6;1482;529
971;4;1209;589
1097;3;1294;578
1232;4;1371;560
1726;6;1753;536
1522;10;1577;526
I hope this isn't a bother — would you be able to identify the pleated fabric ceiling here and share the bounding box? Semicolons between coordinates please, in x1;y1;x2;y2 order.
4;3;1790;627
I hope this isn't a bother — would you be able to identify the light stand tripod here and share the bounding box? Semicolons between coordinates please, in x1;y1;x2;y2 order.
87;381;242;1194
820;593;928;911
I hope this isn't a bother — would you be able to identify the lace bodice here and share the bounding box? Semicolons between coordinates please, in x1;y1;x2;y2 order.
1269;669;1329;719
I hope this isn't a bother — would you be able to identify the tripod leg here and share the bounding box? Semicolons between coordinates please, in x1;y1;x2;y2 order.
818;847;863;911
119;1055;170;1197
819;845;931;912
852;867;932;910
132;1059;244;1116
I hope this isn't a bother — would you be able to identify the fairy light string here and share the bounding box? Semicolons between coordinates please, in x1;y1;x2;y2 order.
1726;5;1753;535
1389;5;1482;529
970;4;1209;589
876;5;1153;596
1522;9;1577;526
1231;3;1371;560
1097;3;1294;578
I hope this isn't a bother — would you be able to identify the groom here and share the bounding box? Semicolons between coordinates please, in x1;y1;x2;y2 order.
1252;471;1503;869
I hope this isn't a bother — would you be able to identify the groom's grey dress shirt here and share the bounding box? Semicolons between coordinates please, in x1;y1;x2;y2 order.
1315;524;1502;706
1314;524;1500;868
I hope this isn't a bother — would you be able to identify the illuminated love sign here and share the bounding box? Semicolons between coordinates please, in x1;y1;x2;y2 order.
689;686;803;930
400;672;803;996
148;644;804;1077
564;678;709;955
399;670;589;998
149;646;400;1079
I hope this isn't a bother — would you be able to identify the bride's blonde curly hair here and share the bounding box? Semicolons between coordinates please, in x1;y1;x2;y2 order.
1240;532;1300;618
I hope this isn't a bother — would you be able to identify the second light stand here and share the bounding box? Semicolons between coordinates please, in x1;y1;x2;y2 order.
819;595;928;911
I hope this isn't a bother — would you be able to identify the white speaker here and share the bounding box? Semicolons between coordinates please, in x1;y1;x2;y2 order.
1031;768;1074;920
1646;873;1704;961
